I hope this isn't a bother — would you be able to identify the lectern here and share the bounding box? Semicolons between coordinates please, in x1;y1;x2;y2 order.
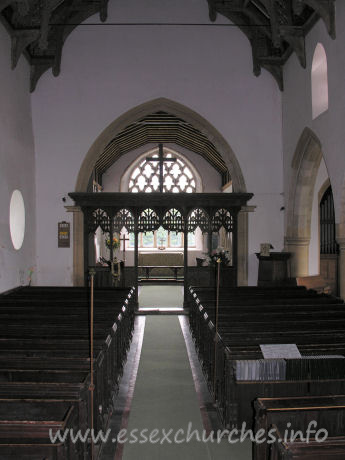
256;252;291;286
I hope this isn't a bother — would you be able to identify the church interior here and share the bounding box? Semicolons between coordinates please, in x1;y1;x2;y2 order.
1;0;345;459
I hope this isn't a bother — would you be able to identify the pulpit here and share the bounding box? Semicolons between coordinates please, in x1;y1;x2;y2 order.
256;252;291;286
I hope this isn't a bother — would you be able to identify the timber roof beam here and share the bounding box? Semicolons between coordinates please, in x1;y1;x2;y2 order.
0;0;337;91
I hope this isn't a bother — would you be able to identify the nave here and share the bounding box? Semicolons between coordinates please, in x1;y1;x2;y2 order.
1;283;345;460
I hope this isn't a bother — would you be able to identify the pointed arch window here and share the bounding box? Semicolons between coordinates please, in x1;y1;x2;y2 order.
125;148;201;249
128;151;197;193
311;43;329;120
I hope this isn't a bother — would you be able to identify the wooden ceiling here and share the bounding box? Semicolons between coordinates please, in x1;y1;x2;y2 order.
0;1;336;91
95;111;231;186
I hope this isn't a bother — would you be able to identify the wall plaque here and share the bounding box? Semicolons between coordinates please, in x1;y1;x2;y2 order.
58;221;70;248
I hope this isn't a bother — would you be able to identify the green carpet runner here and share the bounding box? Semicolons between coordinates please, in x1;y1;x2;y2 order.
121;316;251;459
138;285;183;308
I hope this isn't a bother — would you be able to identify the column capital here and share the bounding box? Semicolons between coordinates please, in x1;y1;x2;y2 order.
65;205;82;213
240;205;256;213
284;236;310;247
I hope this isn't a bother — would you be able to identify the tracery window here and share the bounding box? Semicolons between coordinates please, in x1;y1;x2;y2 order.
125;149;200;249
129;152;196;193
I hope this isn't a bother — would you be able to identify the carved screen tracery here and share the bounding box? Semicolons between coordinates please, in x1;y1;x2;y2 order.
113;208;134;233
162;208;184;233
129;152;196;193
188;208;208;233
138;208;160;233
88;208;110;234
211;208;233;233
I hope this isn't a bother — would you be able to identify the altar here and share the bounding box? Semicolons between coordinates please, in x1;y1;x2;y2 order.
138;252;184;279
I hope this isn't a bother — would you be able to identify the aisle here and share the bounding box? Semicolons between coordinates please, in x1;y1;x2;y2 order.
138;285;183;309
119;316;251;459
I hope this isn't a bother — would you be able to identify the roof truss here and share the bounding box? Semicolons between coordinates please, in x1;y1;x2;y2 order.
0;0;336;91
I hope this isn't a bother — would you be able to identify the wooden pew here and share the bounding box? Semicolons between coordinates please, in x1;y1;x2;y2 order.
254;395;345;460
0;286;136;458
0;398;81;460
270;432;345;459
188;285;345;430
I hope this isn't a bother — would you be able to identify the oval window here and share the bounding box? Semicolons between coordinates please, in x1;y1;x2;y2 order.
9;190;25;250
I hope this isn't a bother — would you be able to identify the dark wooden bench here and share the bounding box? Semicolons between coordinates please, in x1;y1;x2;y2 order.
254;395;345;460
188;285;345;429
0;398;81;460
270;432;345;459
0;286;136;456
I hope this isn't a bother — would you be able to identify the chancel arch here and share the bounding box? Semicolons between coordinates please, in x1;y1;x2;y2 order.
76;98;246;193
71;98;250;288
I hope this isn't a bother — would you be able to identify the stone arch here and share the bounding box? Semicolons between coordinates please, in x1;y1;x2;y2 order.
285;127;323;277
75;98;246;193
72;98;249;285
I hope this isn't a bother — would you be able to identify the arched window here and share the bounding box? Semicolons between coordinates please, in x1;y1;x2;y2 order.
124;148;202;249
311;43;329;120
128;149;197;193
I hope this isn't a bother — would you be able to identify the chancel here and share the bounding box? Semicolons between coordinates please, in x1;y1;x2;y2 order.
1;0;345;459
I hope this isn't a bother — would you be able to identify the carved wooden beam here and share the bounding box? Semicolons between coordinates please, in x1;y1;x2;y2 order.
52;1;74;76
30;57;54;92
39;0;64;50
260;0;306;67
99;0;109;22
0;0;13;11
292;0;305;15
280;26;306;68
258;0;280;47
52;26;63;76
11;28;39;68
250;36;262;77
0;0;28;14
303;0;336;39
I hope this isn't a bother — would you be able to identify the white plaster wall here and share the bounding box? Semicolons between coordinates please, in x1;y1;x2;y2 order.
309;159;329;275
0;23;36;292
31;0;283;285
283;2;345;229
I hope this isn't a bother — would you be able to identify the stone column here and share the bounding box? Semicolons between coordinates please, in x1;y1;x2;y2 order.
237;206;255;286
336;237;345;300
284;237;310;277
65;205;84;286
